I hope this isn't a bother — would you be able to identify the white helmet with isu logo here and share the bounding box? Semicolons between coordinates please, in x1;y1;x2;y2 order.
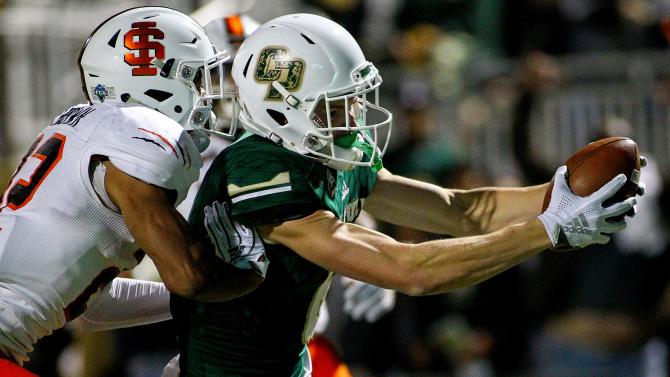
78;6;232;149
232;13;392;171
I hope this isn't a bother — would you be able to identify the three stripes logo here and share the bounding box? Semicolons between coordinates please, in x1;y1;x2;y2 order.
561;214;594;235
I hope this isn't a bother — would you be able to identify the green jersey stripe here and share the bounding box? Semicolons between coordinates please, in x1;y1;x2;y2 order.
231;185;293;203
227;172;290;196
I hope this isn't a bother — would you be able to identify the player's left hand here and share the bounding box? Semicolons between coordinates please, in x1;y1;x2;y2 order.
341;277;396;323
538;166;635;248
203;200;269;277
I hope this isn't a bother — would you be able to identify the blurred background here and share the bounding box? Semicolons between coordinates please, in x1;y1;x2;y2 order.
3;0;670;376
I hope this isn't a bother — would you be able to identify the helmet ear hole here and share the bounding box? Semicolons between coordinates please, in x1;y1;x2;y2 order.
266;109;288;126
144;89;173;102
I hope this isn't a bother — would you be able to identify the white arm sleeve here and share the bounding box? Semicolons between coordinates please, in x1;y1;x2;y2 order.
76;278;171;332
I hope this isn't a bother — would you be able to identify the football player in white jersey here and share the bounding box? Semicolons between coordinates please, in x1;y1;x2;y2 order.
0;7;264;375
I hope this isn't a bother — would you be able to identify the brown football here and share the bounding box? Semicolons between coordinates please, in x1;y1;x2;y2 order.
542;136;641;212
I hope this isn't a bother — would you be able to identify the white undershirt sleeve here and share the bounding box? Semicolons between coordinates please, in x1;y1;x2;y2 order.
76;277;171;332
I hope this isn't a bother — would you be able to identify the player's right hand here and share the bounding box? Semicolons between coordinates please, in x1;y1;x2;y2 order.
203;201;269;277
341;277;396;323
161;354;180;377
537;165;636;249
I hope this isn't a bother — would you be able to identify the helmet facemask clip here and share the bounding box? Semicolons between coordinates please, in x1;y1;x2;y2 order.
271;81;301;108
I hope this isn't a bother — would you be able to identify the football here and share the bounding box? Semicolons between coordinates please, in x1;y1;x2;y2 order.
542;136;641;212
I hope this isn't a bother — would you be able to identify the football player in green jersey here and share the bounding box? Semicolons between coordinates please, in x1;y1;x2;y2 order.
171;13;640;377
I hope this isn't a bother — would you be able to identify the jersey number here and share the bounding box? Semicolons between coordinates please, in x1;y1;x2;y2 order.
1;133;66;211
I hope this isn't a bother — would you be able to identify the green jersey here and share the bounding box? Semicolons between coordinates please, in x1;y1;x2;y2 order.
172;134;377;376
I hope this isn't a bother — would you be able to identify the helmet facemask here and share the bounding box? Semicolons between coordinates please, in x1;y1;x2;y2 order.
306;77;391;171
264;63;391;171
167;51;236;150
208;63;240;140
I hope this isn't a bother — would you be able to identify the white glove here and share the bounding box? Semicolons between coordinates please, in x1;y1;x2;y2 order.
203;200;269;277
341;277;396;323
538;166;636;248
161;354;180;377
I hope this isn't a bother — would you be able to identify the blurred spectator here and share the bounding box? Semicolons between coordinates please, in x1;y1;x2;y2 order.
527;204;670;377
512;52;670;377
460;257;532;376
303;0;365;38
503;0;667;56
429;315;495;377
383;23;461;178
395;0;504;54
383;77;458;179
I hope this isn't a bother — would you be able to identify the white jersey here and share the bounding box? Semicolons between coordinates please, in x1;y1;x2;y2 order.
0;103;202;363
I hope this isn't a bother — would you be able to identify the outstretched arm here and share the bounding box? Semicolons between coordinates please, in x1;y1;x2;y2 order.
104;161;262;302
364;168;549;236
256;167;634;296
260;210;550;296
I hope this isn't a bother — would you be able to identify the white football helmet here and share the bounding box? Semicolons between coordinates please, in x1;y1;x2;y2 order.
78;6;234;149
231;13;392;171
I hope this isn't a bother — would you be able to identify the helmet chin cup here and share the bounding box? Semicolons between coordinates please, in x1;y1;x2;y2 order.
322;145;364;170
304;133;363;170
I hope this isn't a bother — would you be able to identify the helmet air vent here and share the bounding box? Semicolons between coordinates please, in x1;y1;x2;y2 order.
108;30;121;48
242;54;253;78
144;89;173;102
301;33;315;45
266;109;288;126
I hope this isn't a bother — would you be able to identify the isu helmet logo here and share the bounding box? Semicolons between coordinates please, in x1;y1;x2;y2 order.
255;46;305;101
124;21;165;76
